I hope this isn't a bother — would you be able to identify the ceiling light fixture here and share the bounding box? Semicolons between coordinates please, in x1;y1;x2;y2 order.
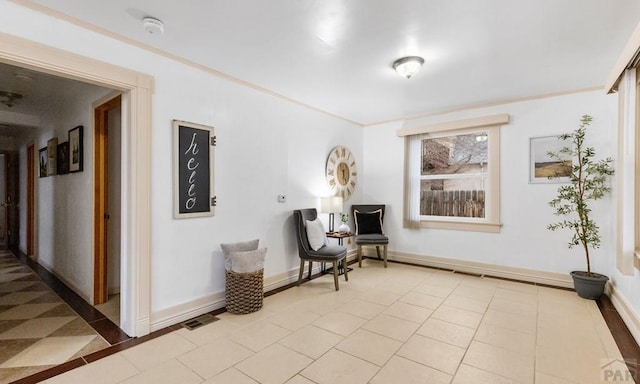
393;56;424;79
0;91;23;108
142;17;164;35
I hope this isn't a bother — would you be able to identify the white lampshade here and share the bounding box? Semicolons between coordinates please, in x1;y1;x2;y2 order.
393;56;425;79
320;196;343;213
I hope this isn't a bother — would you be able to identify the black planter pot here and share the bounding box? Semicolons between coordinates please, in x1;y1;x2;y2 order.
570;271;609;299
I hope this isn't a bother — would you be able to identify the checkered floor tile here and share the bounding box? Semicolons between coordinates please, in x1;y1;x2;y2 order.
0;250;109;383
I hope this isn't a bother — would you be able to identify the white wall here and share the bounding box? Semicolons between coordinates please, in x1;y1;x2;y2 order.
17;136;34;254
35;82;111;298
149;61;362;312
0;136;15;151
0;3;363;319
363;91;618;278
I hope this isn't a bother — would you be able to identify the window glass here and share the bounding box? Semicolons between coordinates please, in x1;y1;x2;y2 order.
420;132;488;218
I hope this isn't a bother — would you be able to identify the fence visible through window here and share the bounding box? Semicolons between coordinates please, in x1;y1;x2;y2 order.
420;189;485;218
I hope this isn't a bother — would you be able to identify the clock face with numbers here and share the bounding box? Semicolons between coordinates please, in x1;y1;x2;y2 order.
326;146;357;200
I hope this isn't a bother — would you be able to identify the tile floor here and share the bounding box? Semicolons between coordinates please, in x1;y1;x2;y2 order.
0;251;109;383
94;295;120;328
40;258;635;384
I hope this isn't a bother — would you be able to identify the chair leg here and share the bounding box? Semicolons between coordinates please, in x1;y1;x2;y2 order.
376;246;382;259
308;261;313;279
383;245;388;268
343;257;349;281
298;259;305;285
357;245;363;267
332;260;339;291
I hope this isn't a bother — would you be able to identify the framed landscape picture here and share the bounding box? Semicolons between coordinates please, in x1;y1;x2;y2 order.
530;135;572;183
69;125;83;173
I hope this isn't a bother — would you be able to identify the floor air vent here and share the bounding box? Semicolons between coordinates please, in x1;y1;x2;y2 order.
181;314;218;330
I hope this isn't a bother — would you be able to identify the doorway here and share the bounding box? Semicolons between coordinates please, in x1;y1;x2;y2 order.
0;32;153;337
0;152;19;250
27;144;34;256
94;95;122;317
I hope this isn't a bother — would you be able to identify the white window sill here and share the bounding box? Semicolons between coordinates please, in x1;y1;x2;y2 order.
420;220;502;233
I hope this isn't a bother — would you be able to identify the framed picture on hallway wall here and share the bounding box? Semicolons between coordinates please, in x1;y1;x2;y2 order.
57;141;70;175
68;125;84;173
38;147;48;178
47;137;58;176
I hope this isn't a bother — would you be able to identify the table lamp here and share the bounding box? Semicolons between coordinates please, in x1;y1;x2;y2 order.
320;196;343;232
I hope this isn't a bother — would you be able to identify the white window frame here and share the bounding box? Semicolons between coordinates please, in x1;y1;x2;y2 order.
605;22;640;273
397;114;509;233
615;67;639;274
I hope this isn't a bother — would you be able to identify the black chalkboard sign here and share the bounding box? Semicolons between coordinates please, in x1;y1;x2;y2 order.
173;120;216;218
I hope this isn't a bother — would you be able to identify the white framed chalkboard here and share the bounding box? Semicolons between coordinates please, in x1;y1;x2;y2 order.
173;120;216;218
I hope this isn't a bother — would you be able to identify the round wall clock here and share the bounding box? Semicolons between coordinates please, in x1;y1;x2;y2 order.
326;146;357;200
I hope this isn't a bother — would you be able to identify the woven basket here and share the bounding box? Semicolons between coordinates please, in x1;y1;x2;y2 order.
225;268;264;314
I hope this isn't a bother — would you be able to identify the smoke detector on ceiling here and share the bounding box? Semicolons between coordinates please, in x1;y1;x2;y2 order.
142;17;164;35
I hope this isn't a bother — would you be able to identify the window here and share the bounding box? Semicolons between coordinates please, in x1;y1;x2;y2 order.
420;131;488;218
615;67;639;275
397;114;508;232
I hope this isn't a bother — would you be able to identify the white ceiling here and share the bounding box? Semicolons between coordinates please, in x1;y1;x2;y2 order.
13;0;640;125
0;62;109;139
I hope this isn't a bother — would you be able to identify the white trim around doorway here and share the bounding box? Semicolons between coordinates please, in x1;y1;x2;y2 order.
0;32;153;337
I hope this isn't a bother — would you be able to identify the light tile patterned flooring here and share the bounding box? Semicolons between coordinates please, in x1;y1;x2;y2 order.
0;250;109;383
94;294;120;328
39;258;635;383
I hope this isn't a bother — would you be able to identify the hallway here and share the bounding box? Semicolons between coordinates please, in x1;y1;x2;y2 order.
0;250;129;383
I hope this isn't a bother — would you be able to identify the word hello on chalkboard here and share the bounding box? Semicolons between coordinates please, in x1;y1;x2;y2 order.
173;120;216;218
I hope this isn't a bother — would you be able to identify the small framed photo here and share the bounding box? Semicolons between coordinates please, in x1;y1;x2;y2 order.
38;147;48;178
68;125;83;173
47;137;58;176
530;135;572;183
57;141;70;175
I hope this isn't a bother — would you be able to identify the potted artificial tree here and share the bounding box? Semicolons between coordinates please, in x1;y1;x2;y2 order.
547;115;614;299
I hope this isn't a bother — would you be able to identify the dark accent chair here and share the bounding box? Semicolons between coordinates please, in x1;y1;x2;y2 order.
351;205;389;268
293;209;348;291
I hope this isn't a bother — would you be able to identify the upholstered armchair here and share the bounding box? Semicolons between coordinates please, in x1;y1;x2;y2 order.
351;205;389;268
293;208;348;290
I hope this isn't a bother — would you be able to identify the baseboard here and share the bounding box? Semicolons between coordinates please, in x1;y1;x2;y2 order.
36;257;92;303
108;286;120;296
386;250;573;288
150;291;226;332
149;251;357;332
135;317;151;338
609;285;640;346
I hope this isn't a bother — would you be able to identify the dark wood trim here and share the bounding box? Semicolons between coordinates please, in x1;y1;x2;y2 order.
10;358;86;384
598;295;640;382
93;95;121;305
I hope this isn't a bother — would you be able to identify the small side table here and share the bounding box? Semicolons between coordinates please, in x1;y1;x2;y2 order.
325;232;354;275
326;231;353;245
